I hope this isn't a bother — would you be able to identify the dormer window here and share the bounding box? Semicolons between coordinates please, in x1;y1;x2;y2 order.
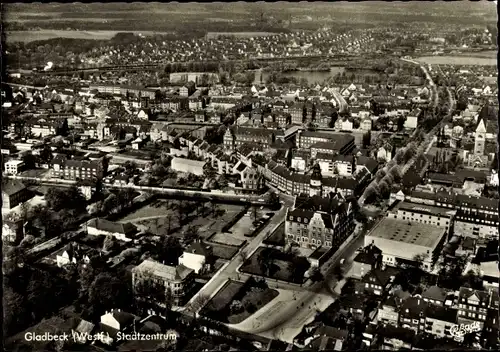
298;217;301;222
290;216;294;221
304;218;308;224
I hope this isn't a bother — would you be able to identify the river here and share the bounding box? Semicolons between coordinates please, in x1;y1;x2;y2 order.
253;66;346;85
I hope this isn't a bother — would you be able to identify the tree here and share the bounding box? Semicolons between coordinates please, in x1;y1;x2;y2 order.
310;267;324;282
103;235;116;252
203;162;217;181
362;131;371;148
229;300;244;314
302;105;307;123
311;104;317;120
190;293;209;312
160;236;183;266
87;272;132;319
183;225;200;243
258;248;277;276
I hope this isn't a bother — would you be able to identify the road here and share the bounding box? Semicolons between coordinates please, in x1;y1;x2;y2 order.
181;204;289;316
227;221;366;341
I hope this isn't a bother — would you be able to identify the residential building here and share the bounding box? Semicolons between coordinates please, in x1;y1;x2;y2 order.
178;241;214;274
2;180;32;210
86;218;138;242
365;218;448;271
179;81;196;97
399;295;428;333
405;108;421;130
285;193;355;250
387;201;454;233
4;159;24;175
51;156;107;181
361;267;398;296
132;259;195;306
98;309;140;346
351;244;382;279
2;219;24;244
378;290;410;326
422;285;449;307
457;287;490;330
424;306;458;339
170;157;205;176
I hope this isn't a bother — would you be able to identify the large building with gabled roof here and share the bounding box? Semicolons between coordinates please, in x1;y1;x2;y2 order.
285;193;355;250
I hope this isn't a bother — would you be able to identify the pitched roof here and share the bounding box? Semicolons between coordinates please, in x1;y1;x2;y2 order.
422;285;448;302
86;218;137;236
132;259;193;282
2;180;27;196
185;242;212;257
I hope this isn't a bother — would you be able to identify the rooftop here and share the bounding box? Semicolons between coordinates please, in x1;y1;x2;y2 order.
132;259;193;282
392;201;456;218
367;218;446;248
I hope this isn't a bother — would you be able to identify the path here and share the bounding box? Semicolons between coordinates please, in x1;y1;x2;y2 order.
181;205;289;315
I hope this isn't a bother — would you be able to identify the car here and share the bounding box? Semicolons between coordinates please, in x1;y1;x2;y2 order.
240;198;246;202
257;198;265;202
339;259;345;265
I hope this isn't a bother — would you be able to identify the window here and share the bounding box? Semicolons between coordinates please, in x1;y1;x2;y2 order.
304;218;308;224
298;217;301;222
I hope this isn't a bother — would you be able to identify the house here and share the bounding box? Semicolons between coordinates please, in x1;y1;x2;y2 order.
457;287;490;330
422;285;449;307
378;290;410;326
351;244;382;279
132;259;195;306
399;295;429;333
86;218;138;242
2;180;32;210
361;267;398;296
54;242;93;267
51;156;107;181
170;157;205;176
178;241;214;274
71;319;96;344
2;219;25;244
424;305;458;339
300;325;348;351
405;108;421;130
5;159;25;175
98;309;139;346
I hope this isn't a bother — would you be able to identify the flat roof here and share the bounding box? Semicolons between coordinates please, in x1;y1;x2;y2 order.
393;201;456;218
367;218;446;248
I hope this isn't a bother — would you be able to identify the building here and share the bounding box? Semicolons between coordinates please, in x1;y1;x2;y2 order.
86;218;138;242
2;219;24;244
399;295;429;333
178;241;214;274
4;159;24;175
457;287;490;330
51;156;107;181
424;306;458;339
179;81;196;97
170;157;205;176
361;267;398;296
387;201;455;233
132;259;195;306
365;218;448;271
285;193;355;250
351;244;383;279
2;180;32;210
302;131;355;153
378;290;410;326
53;242;93;267
404;108;421;130
225;126;281;151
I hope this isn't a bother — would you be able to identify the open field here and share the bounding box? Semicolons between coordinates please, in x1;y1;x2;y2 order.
6;30;175;43
210;243;240;260
415;55;497;66
203;280;245;314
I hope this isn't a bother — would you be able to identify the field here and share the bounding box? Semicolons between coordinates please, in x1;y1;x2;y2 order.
210;243;240;260
210;233;246;247
203;280;244;314
5;30;174;43
415;55;496;66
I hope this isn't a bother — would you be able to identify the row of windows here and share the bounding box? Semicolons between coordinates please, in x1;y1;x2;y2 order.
458;310;486;320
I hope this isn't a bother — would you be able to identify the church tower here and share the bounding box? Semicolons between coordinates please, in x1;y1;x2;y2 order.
223;128;235;153
309;163;323;197
474;118;486;155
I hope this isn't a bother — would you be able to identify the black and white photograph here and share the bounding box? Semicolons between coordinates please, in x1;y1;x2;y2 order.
1;1;498;351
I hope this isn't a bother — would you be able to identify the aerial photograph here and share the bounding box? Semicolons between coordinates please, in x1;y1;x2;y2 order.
1;2;498;351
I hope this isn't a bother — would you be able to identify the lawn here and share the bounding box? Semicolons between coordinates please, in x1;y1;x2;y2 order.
210;243;240;260
210;232;246;247
240;247;310;284
227;288;279;324
118;200;244;240
202;280;245;314
201;277;278;325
